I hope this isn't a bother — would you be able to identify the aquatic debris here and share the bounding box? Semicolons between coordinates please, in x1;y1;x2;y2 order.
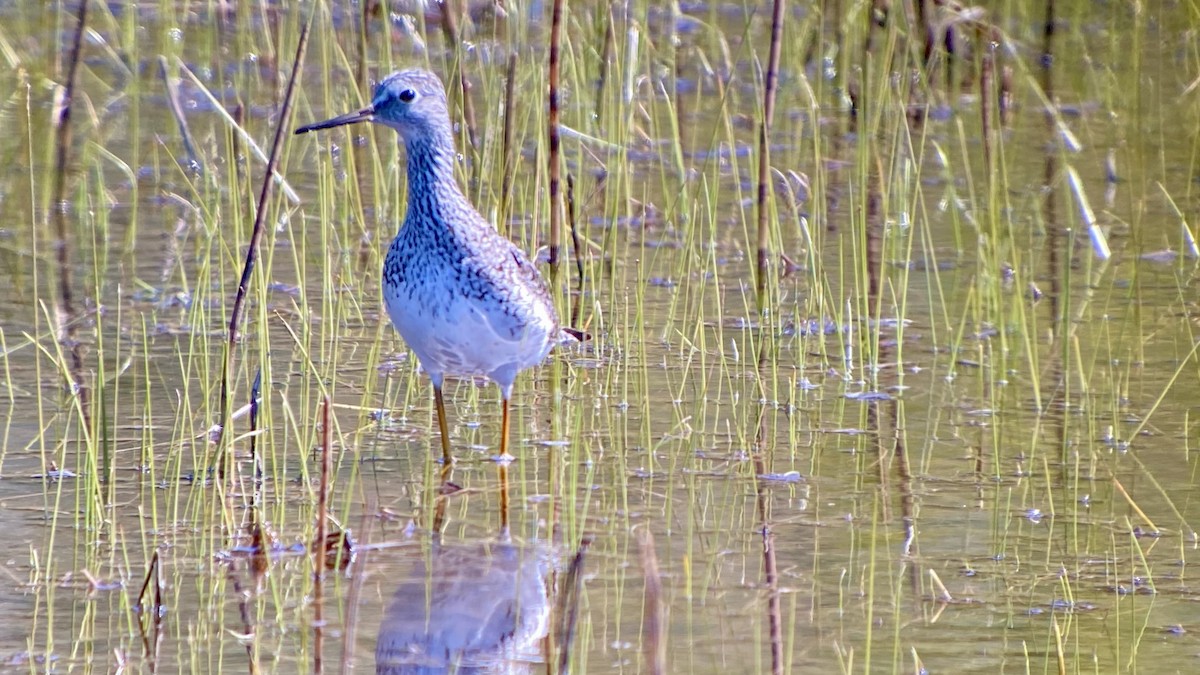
437;481;464;496
266;281;301;296
1027;599;1099;615
758;471;803;483
33;463;77;480
772;168;810;210
780;318;842;336
1140;249;1178;264
80;570;124;593
376;354;409;375
844;391;893;402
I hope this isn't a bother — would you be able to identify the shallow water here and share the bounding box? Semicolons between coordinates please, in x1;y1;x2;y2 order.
1;1;1198;673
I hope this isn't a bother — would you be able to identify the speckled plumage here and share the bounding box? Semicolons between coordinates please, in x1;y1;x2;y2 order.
298;69;570;465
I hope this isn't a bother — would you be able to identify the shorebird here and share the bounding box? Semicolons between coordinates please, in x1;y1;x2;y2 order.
296;69;576;473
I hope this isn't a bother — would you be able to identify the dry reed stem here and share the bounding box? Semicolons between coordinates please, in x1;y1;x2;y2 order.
753;458;784;673
556;536;592;673
754;346;784;675
567;173;586;328
980;25;995;176
228;562;260;675
158;55;201;170
313;394;332;674
248;368;264;500
51;0;90;424
547;0;565;268
135;550;164;669
216;18;311;474
755;0;785;307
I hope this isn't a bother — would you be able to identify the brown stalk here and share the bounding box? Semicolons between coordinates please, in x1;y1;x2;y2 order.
555;536;592;673
918;0;935;66
547;0;565;269
51;0;90;427
228;562;260;675
567;173;585;329
248;368;264;504
945;9;959;92
754;349;784;675
759;520;783;675
1039;0;1064;351
313;395;332;674
1042;0;1056;96
158;55;201;171
755;0;786;308
892;397;921;590
979;25;994;178
135;550;164;670
217;18;311;475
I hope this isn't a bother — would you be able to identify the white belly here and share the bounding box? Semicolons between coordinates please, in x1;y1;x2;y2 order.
383;277;557;389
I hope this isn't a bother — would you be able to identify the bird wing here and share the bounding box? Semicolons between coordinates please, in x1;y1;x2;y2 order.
460;231;557;342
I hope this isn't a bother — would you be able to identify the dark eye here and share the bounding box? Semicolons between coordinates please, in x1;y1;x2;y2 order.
398;89;417;103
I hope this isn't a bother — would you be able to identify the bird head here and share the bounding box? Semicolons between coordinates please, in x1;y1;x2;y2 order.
295;69;452;143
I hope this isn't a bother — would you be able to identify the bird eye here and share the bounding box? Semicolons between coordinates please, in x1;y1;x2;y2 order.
398;89;417;103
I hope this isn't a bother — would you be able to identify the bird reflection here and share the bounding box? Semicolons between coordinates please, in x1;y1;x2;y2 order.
375;541;552;674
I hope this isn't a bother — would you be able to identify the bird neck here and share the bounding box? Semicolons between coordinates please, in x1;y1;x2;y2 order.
402;131;469;226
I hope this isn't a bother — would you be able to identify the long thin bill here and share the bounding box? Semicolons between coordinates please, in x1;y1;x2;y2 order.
294;106;374;135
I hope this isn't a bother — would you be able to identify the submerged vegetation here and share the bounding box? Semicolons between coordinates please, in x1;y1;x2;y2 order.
0;0;1198;672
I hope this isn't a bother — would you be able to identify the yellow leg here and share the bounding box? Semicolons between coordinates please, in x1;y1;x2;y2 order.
431;462;454;537
499;396;511;535
434;383;453;465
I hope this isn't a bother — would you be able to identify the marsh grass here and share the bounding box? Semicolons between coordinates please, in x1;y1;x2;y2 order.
1;0;1198;673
